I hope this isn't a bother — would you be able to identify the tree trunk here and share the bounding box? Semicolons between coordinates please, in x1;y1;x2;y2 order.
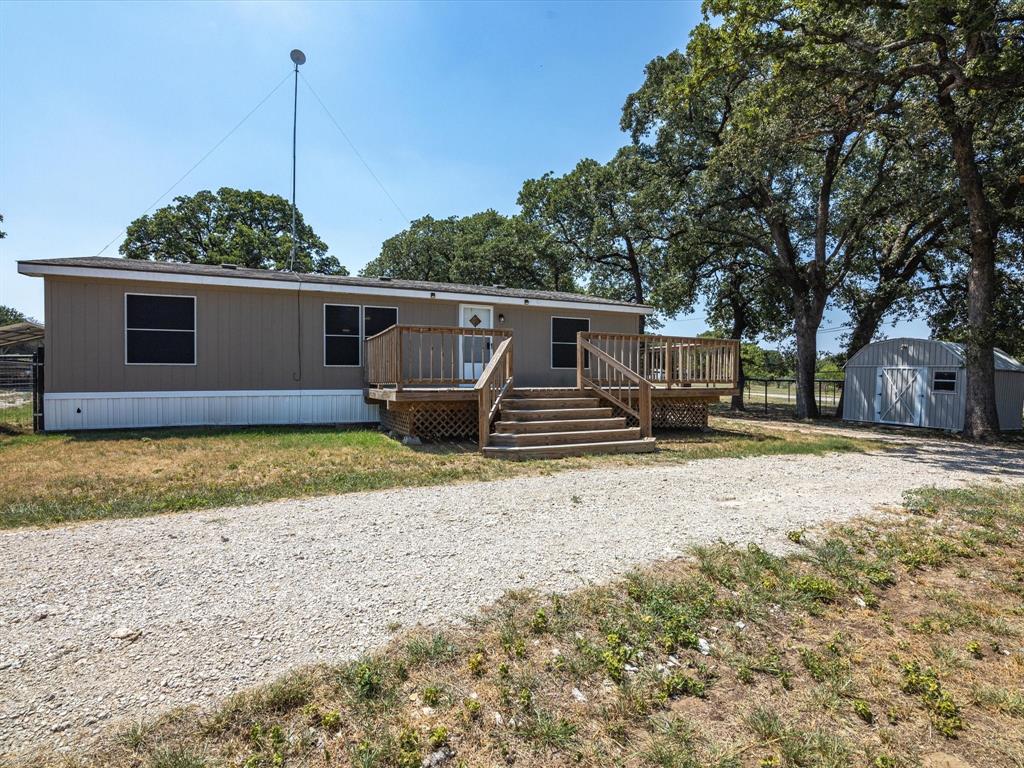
793;302;820;419
938;94;1000;440
624;237;646;333
729;297;747;411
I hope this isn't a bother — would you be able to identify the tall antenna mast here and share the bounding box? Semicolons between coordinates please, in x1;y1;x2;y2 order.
288;48;306;272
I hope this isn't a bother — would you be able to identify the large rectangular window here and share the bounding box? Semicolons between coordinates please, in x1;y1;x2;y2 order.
324;304;361;366
932;370;957;393
363;306;398;339
125;293;195;365
551;316;589;369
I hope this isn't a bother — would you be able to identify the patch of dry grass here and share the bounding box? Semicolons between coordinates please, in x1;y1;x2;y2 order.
0;419;876;529
22;484;1024;768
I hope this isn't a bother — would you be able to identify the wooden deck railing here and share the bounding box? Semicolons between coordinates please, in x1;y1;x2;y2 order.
577;337;652;437
579;332;739;390
365;324;514;390
474;336;514;447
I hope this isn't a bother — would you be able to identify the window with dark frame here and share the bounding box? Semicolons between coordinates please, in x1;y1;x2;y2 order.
125;294;195;365
932;370;957;393
551;317;589;369
324;304;361;366
363;306;398;339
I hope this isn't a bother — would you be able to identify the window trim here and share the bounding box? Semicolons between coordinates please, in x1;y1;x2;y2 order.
323;303;363;368
362;305;399;341
932;369;958;394
124;292;197;367
551;315;590;370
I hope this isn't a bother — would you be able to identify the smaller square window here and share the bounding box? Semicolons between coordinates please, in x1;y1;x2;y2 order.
363;306;398;339
933;370;957;393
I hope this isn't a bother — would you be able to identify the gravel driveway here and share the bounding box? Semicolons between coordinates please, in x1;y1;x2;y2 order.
2;439;1021;756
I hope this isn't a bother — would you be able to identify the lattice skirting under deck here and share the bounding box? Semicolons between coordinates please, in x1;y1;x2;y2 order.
380;401;478;440
611;396;710;431
652;398;709;430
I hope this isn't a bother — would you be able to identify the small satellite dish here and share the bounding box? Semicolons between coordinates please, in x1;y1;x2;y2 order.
290;49;306;66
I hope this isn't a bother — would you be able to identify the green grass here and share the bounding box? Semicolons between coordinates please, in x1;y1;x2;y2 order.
0;400;31;433
37;484;1024;768
0;419;878;529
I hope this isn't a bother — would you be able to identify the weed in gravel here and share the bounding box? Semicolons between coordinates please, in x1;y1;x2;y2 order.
971;685;1024;718
116;721;151;751
147;746;206;768
404;631;456;666
521;708;578;750
642;717;703;768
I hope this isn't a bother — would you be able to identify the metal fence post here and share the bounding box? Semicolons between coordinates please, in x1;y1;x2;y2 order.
32;347;45;432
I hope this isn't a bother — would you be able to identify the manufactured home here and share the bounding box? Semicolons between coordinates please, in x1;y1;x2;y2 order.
842;337;1024;432
17;257;739;457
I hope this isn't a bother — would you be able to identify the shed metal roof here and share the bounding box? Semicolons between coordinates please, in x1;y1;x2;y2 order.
846;337;1024;373
17;257;653;313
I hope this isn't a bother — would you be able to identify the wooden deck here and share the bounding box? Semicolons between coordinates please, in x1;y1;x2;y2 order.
364;326;740;454
366;384;738;403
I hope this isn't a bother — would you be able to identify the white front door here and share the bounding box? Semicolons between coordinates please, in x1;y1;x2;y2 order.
876;366;925;426
459;304;493;382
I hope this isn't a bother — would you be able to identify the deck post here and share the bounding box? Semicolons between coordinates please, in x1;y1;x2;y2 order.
395;328;404;392
640;381;652;437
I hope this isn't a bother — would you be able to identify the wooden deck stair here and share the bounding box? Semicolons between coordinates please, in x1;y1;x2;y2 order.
481;388;657;459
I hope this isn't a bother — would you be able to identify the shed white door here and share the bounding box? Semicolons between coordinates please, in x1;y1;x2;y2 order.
876;366;925;426
459;305;493;382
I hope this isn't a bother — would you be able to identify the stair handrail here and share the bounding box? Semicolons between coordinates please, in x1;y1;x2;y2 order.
474;335;514;448
577;337;652;437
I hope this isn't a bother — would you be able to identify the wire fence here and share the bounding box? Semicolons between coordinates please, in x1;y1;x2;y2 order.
744;377;845;413
0;355;34;411
0;355;33;392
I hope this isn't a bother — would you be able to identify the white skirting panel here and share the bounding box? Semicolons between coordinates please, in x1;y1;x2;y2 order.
44;390;379;431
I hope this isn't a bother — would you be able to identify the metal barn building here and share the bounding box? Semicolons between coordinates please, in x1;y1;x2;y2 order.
842;338;1024;432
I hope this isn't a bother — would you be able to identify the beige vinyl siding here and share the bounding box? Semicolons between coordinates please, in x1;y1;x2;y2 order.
43;276;640;393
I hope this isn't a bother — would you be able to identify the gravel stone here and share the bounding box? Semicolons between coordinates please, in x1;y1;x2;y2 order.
1;438;1020;757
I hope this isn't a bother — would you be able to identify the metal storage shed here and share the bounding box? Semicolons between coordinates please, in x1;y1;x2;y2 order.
842;338;1024;432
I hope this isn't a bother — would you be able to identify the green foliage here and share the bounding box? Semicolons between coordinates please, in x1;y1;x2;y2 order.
428;726;449;749
361;210;575;293
852;699;874;724
518;147;673;322
421;683;445;708
0;304;28;326
602;632;634;682
900;662;964;737
789;575;839;603
928;264;1024;359
530;608;550;634
467;651;486;677
660;672;707;700
120;187;345;275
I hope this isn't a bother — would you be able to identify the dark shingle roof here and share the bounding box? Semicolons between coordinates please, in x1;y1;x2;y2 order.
18;257;652;311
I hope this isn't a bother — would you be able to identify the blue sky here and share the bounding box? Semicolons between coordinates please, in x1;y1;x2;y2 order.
0;0;924;349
